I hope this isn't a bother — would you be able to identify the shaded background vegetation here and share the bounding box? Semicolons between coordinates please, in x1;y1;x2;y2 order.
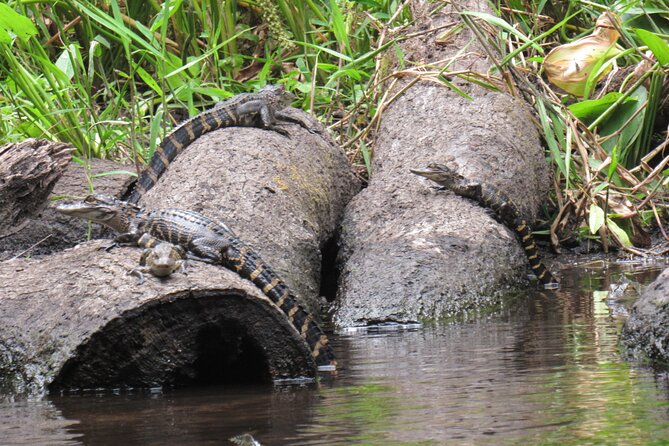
0;0;668;253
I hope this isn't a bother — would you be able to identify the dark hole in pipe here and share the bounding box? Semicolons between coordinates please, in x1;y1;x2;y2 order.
173;320;270;386
50;299;273;391
318;235;341;303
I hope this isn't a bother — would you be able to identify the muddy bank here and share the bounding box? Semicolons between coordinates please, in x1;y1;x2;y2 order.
0;241;315;394
333;0;552;327
621;267;669;364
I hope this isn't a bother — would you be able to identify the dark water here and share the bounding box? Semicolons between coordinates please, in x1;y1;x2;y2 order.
3;261;669;445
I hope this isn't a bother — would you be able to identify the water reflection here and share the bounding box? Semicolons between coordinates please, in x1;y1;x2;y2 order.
2;261;669;445
0;397;79;445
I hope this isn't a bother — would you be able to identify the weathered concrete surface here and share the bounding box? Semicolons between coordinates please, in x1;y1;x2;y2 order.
0;241;315;394
0;158;132;261
137;108;359;313
333;0;551;327
621;267;669;364
0;107;357;394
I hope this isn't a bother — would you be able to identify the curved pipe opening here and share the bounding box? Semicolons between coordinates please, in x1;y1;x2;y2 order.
49;292;315;391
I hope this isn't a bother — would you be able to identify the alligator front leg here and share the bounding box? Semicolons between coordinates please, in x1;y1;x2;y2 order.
127;266;148;285
188;237;230;264
99;232;141;252
275;110;320;134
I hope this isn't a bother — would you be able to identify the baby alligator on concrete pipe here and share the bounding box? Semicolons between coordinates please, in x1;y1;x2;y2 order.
410;163;558;288
124;84;306;204
56;194;337;369
127;234;187;284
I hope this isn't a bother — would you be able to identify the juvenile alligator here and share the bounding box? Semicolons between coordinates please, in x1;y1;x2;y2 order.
410;163;558;287
124;84;300;204
128;235;187;284
56;194;337;369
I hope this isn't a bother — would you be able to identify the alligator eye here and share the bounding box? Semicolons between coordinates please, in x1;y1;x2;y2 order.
84;195;96;203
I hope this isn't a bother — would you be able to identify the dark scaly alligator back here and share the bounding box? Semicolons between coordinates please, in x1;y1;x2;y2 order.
125;86;287;204
139;208;233;262
223;239;336;367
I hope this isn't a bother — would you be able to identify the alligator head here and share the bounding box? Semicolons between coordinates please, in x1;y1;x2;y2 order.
56;194;141;234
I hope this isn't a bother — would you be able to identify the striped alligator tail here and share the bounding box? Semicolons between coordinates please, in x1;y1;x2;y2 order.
224;240;337;368
515;220;554;285
126;110;234;204
124;84;293;204
411;163;558;288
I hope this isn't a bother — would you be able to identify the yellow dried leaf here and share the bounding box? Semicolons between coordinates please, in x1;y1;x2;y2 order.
544;12;620;96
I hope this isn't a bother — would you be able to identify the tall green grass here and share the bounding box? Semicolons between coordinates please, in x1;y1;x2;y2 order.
0;0;411;173
2;0;667;251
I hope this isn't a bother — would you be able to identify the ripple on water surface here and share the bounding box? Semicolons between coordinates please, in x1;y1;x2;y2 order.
2;261;669;445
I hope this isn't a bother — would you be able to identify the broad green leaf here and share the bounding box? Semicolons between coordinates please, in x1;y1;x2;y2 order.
537;100;566;178
32;53;71;85
582;46;619;99
0;27;10;44
312;63;338;72
634;28;669;66
607;218;632;247
73;1;160;58
148;109;164;156
55;46;76;81
0;4;38;42
329;68;365;82
351;0;382;7
298;41;352;63
593;182;609;194
164;28;247;80
150;0;184;33
601;86;647;156
328;0;350;54
626;7;669;14
589;203;605;234
136;66;162;96
568;93;629;123
608;145;618;179
339;38;395;70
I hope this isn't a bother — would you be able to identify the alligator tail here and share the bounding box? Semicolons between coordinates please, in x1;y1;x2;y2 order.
515;220;556;286
126;109;237;204
225;242;337;368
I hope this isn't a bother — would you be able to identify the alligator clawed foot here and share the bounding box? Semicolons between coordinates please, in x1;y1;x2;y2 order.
276;111;321;134
271;125;291;137
98;241;119;252
127;268;145;285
